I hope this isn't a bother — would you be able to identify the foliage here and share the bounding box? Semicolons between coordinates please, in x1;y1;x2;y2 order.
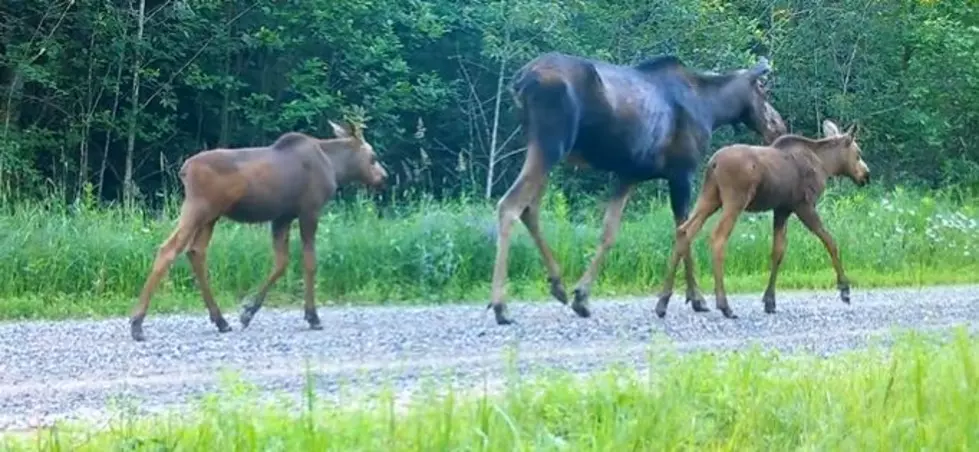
1;0;977;207
0;186;976;320
4;327;979;450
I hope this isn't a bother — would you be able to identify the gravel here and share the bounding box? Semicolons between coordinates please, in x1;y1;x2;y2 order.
2;284;979;432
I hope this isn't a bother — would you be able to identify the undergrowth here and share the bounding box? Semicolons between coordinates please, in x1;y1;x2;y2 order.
0;184;976;320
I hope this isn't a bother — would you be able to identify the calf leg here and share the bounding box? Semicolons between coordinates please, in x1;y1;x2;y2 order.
709;200;747;319
655;191;721;317
240;217;293;329
795;205;851;303
185;219;231;333
667;173;709;312
129;203;204;341
298;213;323;330
762;209;791;313
571;180;635;318
489;147;550;325
519;181;568;304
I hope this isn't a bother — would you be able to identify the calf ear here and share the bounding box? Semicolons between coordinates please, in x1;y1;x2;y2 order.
822;119;841;137
329;120;351;138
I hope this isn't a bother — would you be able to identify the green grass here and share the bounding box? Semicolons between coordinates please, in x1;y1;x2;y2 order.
0;184;977;320
3;327;977;451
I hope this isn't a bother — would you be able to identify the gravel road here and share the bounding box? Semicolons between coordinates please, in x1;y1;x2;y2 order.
2;284;979;432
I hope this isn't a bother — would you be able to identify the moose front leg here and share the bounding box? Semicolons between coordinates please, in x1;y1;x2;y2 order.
795;205;851;304
667;173;709;313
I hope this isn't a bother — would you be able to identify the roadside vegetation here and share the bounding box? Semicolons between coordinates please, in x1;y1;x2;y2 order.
1;185;976;320
3;327;976;451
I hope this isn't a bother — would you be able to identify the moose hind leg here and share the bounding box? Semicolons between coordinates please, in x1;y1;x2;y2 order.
570;180;635;318
130;205;203;341
667;173;709;313
240;217;293;329
186;219;231;333
490;153;550;325
519;182;568;305
656;183;720;317
709;199;747;319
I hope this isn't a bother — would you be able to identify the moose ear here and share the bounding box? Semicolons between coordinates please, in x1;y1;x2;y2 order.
749;56;771;80
822;119;841;137
329;120;351;138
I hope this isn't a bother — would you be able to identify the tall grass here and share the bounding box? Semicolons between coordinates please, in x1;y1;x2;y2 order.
4;327;977;450
0;184;977;320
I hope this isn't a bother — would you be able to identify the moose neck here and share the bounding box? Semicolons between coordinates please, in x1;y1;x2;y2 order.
319;138;359;186
696;80;749;133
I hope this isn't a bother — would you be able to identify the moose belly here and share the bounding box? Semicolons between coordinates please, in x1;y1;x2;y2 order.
224;196;297;223
744;177;802;213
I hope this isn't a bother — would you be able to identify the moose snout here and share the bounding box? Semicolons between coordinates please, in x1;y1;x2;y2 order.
372;162;389;188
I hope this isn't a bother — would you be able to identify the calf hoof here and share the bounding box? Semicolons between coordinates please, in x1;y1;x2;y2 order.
762;295;776;314
304;309;323;330
718;305;739;319
130;317;146;342
654;294;671;318
549;277;569;305
571;288;591;318
839;285;851;304
490;303;514;325
239;300;261;329
688;296;710;313
213;316;232;333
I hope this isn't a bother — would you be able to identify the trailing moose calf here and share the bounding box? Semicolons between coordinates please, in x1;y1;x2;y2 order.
129;121;388;341
655;119;870;319
488;51;788;325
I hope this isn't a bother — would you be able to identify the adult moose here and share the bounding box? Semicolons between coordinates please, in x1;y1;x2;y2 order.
129;121;388;342
488;51;788;325
654;119;870;319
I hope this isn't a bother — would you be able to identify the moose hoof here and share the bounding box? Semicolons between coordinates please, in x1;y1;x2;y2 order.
762;295;777;314
305;310;323;330
571;288;591;318
130;317;146;342
688;297;710;313
491;303;515;325
718;305;739;319
839;286;851;304
239;304;261;329
549;278;569;305
214;317;232;333
654;296;670;318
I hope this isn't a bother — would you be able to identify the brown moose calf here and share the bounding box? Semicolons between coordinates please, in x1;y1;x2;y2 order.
654;119;870;319
129;121;388;342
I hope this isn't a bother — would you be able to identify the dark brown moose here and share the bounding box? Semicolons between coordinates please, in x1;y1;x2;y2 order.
654;119;870;319
488;51;788;325
129;121;388;341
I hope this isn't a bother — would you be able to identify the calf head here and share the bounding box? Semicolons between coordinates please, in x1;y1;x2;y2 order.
822;119;870;187
329;120;388;189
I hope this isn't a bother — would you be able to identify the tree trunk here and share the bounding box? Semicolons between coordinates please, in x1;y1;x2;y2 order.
485;55;507;199
123;0;146;209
